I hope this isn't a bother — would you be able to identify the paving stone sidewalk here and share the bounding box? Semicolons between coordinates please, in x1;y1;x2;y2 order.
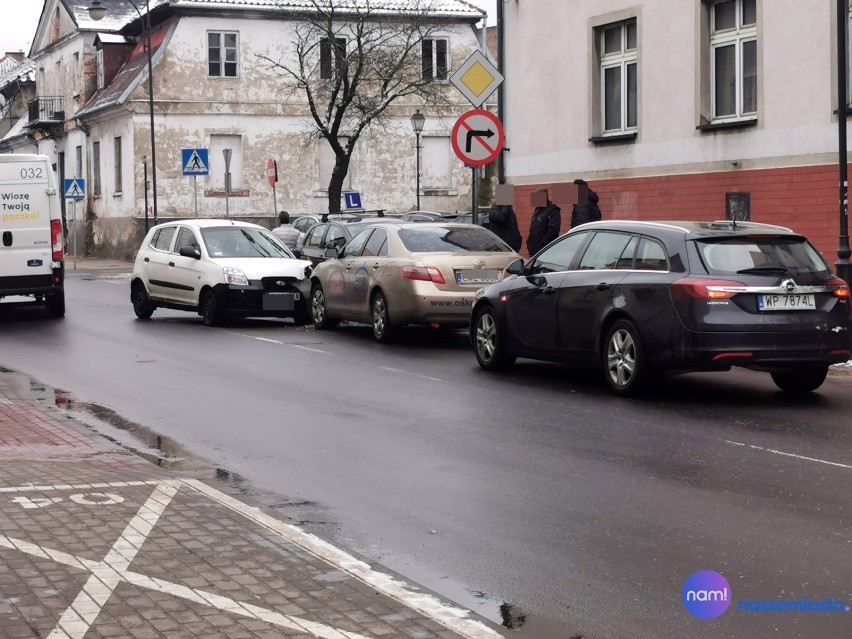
0;373;505;639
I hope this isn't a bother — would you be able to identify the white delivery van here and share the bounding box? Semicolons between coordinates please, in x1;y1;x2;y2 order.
0;154;65;317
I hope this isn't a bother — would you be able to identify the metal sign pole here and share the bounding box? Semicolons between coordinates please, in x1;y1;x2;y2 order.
472;167;478;225
72;199;77;270
223;148;232;221
193;175;198;218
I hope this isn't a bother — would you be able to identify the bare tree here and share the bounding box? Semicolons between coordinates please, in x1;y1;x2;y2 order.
260;0;452;214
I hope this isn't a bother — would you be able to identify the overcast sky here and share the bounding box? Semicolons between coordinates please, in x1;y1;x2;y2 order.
1;0;496;57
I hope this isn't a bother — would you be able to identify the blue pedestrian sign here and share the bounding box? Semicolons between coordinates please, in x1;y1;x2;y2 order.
63;178;85;200
344;191;362;210
182;149;209;176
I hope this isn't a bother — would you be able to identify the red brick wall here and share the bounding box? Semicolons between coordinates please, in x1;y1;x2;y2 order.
512;165;849;264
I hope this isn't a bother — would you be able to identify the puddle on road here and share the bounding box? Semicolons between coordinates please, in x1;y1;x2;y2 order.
0;366;575;636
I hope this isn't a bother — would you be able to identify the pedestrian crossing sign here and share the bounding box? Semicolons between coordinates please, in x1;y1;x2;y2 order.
182;148;209;176
63;178;85;200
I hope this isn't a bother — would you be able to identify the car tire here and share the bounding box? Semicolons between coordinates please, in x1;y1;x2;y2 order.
371;290;396;342
770;364;829;394
201;289;224;327
131;282;155;320
310;284;338;330
46;290;65;319
472;305;515;371
602;319;652;396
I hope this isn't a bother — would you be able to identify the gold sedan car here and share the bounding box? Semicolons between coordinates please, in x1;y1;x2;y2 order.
309;222;520;341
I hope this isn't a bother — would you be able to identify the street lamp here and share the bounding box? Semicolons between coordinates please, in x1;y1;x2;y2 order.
141;155;149;231
410;110;425;210
89;0;158;227
837;0;852;292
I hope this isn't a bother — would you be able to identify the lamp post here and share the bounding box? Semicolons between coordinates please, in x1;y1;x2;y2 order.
410;110;425;210
141;155;149;231
837;0;852;292
89;0;158;227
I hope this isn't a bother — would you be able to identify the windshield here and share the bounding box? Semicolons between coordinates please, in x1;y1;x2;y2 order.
398;226;511;253
201;227;294;259
695;236;830;275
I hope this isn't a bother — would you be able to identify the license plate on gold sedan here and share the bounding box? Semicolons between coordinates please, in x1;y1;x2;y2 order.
456;269;500;285
757;293;816;311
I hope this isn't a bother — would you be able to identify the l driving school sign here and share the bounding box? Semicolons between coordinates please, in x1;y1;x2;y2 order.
451;109;504;167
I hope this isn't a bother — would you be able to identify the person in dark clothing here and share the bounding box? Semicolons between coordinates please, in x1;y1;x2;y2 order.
487;203;522;252
571;179;602;228
526;189;561;256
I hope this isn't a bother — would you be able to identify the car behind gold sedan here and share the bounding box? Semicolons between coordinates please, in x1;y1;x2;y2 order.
309;222;520;341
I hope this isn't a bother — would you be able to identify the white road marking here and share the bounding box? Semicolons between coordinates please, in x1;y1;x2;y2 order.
0;480;158;494
184;479;502;639
378;366;444;383
723;440;852;470
0;479;498;639
290;344;329;354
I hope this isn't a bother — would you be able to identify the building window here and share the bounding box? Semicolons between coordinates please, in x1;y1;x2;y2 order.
710;0;756;121
599;20;637;134
75;145;82;178
96;49;104;89
92;141;101;196
113;137;122;193
421;38;448;81
320;37;347;80
208;32;238;77
73;52;80;95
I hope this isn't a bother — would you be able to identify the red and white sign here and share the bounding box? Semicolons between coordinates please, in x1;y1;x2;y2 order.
267;159;278;187
451;109;504;167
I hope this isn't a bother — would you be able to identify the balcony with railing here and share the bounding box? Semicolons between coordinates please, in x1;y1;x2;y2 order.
27;96;66;139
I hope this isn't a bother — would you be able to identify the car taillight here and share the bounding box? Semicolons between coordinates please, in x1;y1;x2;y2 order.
50;219;64;261
825;277;850;298
670;277;745;300
401;265;446;284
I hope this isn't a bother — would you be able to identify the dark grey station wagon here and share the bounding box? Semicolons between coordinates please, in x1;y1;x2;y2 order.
470;220;852;396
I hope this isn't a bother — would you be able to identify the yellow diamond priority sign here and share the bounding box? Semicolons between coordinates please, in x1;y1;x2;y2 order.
449;50;504;108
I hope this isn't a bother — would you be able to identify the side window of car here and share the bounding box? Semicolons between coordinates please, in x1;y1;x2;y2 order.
577;232;634;270
305;225;327;248
363;229;388;257
152;226;176;251
635;238;669;271
174;227;199;254
614;236;639;269
342;229;372;258
530;232;588;274
326;225;346;248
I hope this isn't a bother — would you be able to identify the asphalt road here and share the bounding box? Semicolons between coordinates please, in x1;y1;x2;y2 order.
1;267;851;638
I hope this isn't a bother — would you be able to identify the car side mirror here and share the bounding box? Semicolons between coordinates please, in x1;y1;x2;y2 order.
324;246;340;258
179;245;201;260
291;249;302;259
506;258;525;275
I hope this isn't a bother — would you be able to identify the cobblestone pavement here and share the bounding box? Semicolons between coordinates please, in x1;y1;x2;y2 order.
0;370;505;639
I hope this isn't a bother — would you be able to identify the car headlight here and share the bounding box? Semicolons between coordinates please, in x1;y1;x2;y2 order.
223;267;248;286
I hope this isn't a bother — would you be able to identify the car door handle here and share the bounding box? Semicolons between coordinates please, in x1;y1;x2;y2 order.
169;261;175;267
372;263;380;269
345;264;353;270
143;257;149;262
544;286;556;295
596;283;610;291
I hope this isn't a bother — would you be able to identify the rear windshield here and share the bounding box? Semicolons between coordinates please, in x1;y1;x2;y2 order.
696;236;830;275
398;226;511;253
201;226;293;258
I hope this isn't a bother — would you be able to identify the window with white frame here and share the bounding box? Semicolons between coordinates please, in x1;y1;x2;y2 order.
320;37;347;80
422;38;448;81
92;141;101;196
208;32;238;77
113;137;122;193
96;49;104;89
600;20;637;134
710;0;757;121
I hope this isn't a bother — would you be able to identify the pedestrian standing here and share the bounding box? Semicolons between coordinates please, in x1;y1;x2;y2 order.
272;211;305;250
526;189;561;256
570;179;602;228
487;202;522;252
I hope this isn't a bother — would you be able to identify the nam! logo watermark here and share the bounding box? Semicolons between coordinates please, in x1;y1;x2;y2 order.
682;570;731;619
